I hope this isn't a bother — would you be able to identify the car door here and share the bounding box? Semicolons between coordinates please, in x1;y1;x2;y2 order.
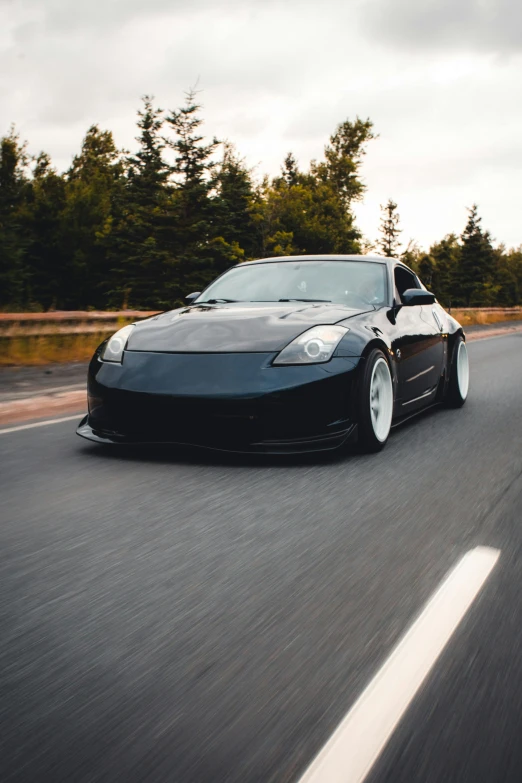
391;265;445;410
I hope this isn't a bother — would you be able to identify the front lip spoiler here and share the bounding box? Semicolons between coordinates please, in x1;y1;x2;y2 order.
76;416;356;455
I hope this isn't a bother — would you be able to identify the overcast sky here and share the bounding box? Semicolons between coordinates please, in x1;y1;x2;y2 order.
2;0;522;250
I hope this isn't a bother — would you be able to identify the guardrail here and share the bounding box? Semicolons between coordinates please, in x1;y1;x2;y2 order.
0;311;159;365
449;307;522;325
0;310;159;337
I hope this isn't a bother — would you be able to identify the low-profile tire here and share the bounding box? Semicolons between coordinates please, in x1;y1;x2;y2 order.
445;336;469;408
357;348;394;453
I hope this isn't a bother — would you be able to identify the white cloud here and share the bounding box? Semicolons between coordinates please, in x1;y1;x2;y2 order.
360;0;522;54
2;0;522;248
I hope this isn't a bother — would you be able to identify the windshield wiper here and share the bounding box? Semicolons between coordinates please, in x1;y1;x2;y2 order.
277;298;331;303
195;298;238;304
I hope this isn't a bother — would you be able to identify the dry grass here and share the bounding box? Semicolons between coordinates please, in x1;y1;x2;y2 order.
0;332;113;366
451;308;522;326
0;312;153;366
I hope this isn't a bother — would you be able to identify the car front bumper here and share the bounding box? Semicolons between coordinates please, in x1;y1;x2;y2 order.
76;350;361;453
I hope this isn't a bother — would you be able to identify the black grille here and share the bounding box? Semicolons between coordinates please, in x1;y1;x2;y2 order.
97;391;269;446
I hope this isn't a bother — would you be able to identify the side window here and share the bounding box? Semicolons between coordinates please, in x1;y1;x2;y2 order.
394;266;419;304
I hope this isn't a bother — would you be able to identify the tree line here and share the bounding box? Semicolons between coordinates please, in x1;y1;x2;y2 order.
1;91;521;311
380;199;522;309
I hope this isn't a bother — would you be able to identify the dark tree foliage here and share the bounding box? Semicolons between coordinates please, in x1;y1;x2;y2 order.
456;204;496;306
258;119;376;258
109;96;171;308
494;246;522;306
401;210;510;309
162;90;221;303
24;153;67;309
1;97;521;312
322;118;376;209
59;125;124;308
214;143;256;259
426;234;461;308
378;199;402;258
281;153;299;187
0;128;31;307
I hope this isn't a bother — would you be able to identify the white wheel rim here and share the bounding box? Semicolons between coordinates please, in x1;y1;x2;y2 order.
370;358;393;442
457;341;469;399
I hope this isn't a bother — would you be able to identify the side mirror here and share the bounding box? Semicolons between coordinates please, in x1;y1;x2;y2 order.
402;288;436;306
185;291;201;304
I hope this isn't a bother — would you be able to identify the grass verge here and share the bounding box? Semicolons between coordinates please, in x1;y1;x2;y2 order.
451;308;522;326
0;332;112;366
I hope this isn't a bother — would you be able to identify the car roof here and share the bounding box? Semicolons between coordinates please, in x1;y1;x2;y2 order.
241;254;394;267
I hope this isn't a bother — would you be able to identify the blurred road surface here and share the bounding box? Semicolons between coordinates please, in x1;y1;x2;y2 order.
0;362;87;401
1;333;522;782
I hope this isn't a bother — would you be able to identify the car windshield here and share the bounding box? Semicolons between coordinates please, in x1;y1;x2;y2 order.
196;260;388;307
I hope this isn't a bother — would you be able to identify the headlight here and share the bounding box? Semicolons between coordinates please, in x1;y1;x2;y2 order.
101;324;135;363
273;325;349;365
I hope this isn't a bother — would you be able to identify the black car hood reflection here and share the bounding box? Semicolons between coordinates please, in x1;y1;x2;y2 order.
127;301;375;353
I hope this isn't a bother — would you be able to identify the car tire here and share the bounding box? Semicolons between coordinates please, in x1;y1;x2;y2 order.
445;335;469;408
357;348;394;453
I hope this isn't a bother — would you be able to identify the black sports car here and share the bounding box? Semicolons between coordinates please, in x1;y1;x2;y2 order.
77;255;469;454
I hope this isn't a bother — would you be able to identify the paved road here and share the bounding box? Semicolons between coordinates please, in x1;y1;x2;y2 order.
1;333;522;782
0;362;87;402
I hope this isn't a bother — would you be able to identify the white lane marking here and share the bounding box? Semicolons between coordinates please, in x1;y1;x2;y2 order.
298;546;500;783
0;414;84;435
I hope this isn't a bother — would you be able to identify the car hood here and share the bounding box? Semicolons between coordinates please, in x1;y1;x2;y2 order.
127;302;375;353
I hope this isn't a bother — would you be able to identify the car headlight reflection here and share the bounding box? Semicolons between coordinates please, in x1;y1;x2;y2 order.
101;324;135;363
273;325;349;365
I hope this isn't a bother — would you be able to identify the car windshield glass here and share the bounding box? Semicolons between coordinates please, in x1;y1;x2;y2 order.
196;261;388;307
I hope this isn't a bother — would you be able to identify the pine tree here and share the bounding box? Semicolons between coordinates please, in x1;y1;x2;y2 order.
428;234;461;308
418;253;434;287
109;96;170;308
164;90;221;301
128;97;168;191
400;239;423;273
214;143;256;260
281;153;299;187
24;152;67;309
277;172;360;254
59;125;124;307
0;128;31;307
68;126;123;182
458;205;495;306
378;199;401;258
495;245;522;306
322;117;376;209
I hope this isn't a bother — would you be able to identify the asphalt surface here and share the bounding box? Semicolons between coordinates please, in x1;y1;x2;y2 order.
1;333;522;782
0;362;87;402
